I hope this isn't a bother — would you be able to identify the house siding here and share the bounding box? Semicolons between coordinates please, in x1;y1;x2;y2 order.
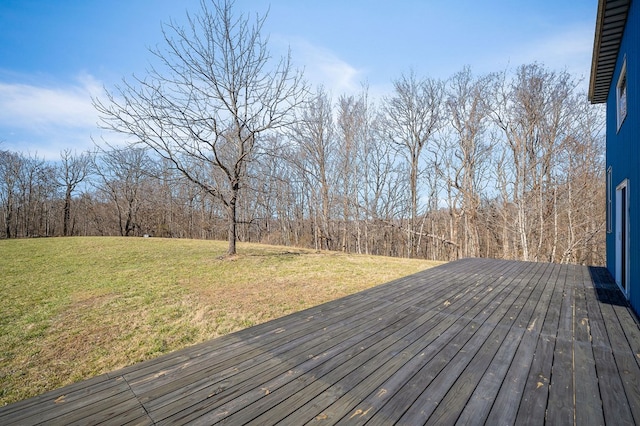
606;0;640;312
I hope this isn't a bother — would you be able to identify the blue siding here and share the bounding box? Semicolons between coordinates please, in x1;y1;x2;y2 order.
606;0;640;312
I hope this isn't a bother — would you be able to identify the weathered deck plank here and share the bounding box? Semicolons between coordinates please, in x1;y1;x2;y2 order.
314;262;526;426
367;261;535;425
460;261;557;425
546;261;575;425
574;266;605;426
283;260;525;425
1;258;639;426
152;261;467;424
399;261;544;425
515;262;569;424
215;260;498;425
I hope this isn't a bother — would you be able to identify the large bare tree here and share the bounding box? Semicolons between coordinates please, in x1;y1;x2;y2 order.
95;0;305;255
445;67;494;257
290;87;336;250
58;149;92;236
491;64;577;261
382;71;444;257
337;93;363;252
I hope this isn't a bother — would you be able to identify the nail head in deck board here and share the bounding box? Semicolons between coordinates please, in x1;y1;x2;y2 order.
1;259;639;426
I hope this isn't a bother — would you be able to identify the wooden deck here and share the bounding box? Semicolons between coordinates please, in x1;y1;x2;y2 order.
1;258;640;425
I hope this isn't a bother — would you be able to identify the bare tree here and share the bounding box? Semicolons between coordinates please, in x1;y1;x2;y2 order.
0;150;21;238
290;87;336;250
382;71;444;257
0;151;56;238
491;64;580;261
58;149;92;236
92;146;153;237
95;0;305;255
4;59;605;264
556;100;605;264
336;89;373;254
445;67;494;257
337;94;359;252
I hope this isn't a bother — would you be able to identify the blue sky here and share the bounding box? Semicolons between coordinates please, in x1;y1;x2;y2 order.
0;0;598;160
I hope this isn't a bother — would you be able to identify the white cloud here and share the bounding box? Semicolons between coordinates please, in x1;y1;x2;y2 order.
0;73;100;129
268;35;397;104
0;73;104;160
284;37;365;96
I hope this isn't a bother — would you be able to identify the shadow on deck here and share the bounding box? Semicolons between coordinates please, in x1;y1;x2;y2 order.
589;265;634;308
1;258;639;425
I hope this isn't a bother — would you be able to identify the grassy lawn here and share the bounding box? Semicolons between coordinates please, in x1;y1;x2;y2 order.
0;237;441;406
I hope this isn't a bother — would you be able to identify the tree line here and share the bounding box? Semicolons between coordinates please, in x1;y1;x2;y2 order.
0;1;605;265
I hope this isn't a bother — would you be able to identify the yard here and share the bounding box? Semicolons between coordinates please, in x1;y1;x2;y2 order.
0;237;438;406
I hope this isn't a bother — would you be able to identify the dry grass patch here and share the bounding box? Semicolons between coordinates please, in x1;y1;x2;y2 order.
0;237;441;405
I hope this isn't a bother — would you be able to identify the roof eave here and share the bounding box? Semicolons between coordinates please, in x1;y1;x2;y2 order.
588;0;631;104
589;0;608;103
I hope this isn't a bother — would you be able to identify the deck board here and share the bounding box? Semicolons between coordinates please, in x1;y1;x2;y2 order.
546;262;575;425
1;258;640;425
367;260;532;425
460;261;556;425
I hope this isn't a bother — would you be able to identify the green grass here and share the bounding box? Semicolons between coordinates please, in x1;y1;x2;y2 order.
0;236;441;406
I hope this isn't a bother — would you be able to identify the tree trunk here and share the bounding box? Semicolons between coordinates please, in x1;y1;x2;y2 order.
227;201;237;256
63;188;72;236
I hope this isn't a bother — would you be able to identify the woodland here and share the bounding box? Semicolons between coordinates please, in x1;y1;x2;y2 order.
0;1;605;265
